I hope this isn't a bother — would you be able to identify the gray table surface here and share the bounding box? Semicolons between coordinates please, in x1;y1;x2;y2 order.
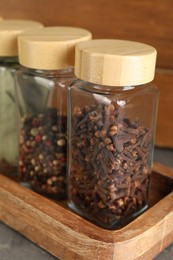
0;147;173;260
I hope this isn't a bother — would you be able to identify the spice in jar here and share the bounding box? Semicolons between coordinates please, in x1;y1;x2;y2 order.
68;39;159;229
16;27;92;198
19;108;67;197
0;19;43;176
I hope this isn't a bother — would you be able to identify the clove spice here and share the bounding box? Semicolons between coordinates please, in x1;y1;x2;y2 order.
69;102;152;228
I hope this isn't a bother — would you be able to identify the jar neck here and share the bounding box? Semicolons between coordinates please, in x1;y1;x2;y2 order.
76;79;151;94
23;67;75;78
0;56;19;64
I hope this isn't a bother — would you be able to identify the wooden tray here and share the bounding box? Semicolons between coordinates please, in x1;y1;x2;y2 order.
0;163;173;260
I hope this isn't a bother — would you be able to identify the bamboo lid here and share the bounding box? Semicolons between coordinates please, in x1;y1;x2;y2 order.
18;27;92;70
0;20;43;56
75;39;157;86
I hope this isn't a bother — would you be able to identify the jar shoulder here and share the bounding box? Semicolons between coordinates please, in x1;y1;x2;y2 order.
70;80;159;96
17;68;75;80
0;58;20;71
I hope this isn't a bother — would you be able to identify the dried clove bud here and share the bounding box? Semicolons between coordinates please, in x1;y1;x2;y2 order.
70;102;151;228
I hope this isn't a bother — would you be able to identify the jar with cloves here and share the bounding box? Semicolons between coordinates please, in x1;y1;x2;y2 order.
0;19;43;177
68;39;159;229
16;27;92;198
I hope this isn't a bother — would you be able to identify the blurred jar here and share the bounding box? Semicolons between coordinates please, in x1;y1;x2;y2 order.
16;26;92;198
68;39;159;229
0;19;43;176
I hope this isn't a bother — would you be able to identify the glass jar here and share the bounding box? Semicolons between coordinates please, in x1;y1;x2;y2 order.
68;39;159;229
0;19;43;176
16;27;92;198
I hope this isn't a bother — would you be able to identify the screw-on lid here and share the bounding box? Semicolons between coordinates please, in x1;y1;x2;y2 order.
75;39;157;86
18;26;92;70
0;20;43;56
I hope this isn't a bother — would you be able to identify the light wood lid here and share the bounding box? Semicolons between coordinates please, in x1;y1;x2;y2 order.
18;27;92;70
0;20;43;56
75;39;157;86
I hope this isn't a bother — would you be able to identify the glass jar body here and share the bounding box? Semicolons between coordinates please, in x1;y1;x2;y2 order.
68;80;159;229
16;68;76;199
0;57;21;176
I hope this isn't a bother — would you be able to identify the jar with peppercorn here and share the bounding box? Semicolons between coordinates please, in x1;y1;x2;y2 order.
16;26;92;198
0;19;43;177
67;39;159;229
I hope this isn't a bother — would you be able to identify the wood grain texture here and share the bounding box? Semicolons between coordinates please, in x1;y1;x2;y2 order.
18;27;92;70
154;69;173;148
0;163;173;260
0;0;173;147
75;39;156;86
0;0;173;69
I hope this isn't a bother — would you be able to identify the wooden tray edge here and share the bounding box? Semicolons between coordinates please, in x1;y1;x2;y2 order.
0;163;173;260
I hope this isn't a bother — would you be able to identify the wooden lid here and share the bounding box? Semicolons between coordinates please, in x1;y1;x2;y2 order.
75;39;157;86
18;27;92;70
0;20;43;56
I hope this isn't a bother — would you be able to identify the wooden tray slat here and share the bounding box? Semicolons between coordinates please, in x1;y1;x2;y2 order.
0;163;173;260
